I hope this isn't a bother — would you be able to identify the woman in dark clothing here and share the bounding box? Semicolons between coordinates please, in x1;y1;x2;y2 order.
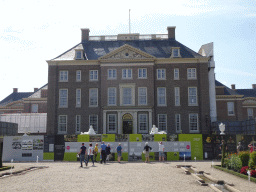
144;142;152;163
106;143;111;162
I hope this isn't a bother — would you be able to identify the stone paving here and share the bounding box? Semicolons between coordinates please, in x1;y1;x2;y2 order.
0;161;256;192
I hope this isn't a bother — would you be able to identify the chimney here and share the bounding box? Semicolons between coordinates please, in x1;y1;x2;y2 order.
167;26;176;40
34;88;38;92
252;84;256;89
231;84;236;90
13;88;18;93
81;28;90;42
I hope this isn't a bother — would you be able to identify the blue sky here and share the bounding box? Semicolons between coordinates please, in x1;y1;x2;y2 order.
0;0;255;101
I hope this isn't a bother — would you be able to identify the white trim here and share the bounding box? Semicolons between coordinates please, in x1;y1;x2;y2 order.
138;113;148;133
76;70;81;82
187;68;197;80
174;68;179;80
76;115;81;133
75;50;83;60
138;68;147;79
58;115;67;134
122;68;133;79
189;113;199;133
107;69;117;80
59;89;68;108
108;87;117;106
119;84;135;106
170;47;181;58
175;114;181;133
138;87;147;106
89;88;98;107
59;70;68;82
76;89;81;107
157;87;166;106
227;102;235;116
157;69;166;80
107;114;117;133
158;114;167;131
89;70;98;81
175;87;180;106
89;114;98;133
188;87;198;106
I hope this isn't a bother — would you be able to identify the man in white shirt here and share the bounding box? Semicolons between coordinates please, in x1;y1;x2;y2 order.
159;142;165;162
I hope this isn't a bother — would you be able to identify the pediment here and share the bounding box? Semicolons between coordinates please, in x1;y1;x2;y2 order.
243;99;256;105
99;44;156;61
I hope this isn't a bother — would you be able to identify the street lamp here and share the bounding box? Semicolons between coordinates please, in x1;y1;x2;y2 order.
219;123;226;167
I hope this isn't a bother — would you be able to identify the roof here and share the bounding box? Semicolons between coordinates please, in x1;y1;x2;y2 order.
235;89;256;98
52;39;204;61
215;80;242;96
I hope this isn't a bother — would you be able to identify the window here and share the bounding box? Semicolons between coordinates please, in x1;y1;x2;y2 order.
59;89;68;108
189;113;198;132
58;115;67;133
175;114;181;132
59;71;68;82
31;104;38;113
120;84;135;106
76;70;81;82
138;87;147;105
138;68;147;79
171;47;181;58
89;115;98;133
90;70;98;81
139;114;148;133
76;115;81;133
158;114;167;131
174;68;179;80
227;102;234;116
187;68;196;79
75;50;83;59
175;87;180;106
157;69;166;80
107;114;116;133
157;87;166;106
188;87;197;106
76;89;81;107
108;87;116;106
89;88;98;107
122;69;132;79
108;69;116;79
248;108;254;119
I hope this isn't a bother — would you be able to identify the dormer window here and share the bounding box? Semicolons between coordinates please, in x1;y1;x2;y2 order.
171;47;181;58
75;50;83;60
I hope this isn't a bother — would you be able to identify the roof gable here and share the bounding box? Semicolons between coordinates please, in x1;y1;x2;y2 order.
98;44;156;62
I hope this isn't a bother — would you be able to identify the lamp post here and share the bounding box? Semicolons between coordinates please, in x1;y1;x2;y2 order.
219;123;226;167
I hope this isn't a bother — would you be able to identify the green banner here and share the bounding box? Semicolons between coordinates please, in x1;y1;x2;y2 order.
179;134;203;160
129;134;142;142
102;134;115;142
77;135;90;142
154;134;167;142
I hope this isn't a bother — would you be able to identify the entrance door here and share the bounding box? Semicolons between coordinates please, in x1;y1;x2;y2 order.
122;113;133;134
123;120;133;134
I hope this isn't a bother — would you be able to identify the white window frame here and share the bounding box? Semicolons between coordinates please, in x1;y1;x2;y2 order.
108;87;116;106
122;69;132;79
175;87;180;106
174;68;179;80
157;87;166;106
189;113;199;132
76;70;81;82
171;47;181;58
188;87;198;106
158;114;167;131
75;50;83;60
58;115;67;134
157;69;166;80
108;69;117;80
187;68;197;80
59;89;68;108
248;108;254;119
120;84;135;106
89;115;98;133
138;87;147;106
227;102;235;116
139;114;148;133
76;89;81;107
175;114;181;133
31;104;38;113
89;70;98;81
89;88;98;107
59;71;68;82
107;114;117;133
138;68;147;79
76;115;81;133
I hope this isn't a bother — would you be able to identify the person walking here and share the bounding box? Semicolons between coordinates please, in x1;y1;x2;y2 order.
101;141;107;164
78;143;87;168
116;143;122;163
106;143;111;162
159;142;165;162
144;142;152;163
87;143;95;166
94;143;99;162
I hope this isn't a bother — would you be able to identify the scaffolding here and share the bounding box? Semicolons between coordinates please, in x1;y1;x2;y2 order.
0;113;47;133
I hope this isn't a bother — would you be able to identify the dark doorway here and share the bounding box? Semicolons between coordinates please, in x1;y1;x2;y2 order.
123;120;133;134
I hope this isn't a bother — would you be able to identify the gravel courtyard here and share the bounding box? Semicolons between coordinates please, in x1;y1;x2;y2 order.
1;161;256;192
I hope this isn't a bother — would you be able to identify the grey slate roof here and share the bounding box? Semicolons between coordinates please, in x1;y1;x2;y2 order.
215;80;242;96
235;89;256;98
0;92;33;106
52;39;204;61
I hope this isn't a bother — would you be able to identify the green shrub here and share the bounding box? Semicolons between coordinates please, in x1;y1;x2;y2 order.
230;154;242;171
249;152;256;169
238;151;250;167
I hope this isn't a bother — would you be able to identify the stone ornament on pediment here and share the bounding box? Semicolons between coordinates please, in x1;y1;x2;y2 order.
109;49;146;60
243;99;256;105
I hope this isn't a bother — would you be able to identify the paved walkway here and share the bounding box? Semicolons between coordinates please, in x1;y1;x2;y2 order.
0;161;255;192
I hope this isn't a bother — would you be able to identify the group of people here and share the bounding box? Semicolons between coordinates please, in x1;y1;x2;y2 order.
78;142;123;167
144;142;165;163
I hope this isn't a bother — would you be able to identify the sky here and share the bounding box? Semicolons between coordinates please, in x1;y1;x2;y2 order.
0;0;255;101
